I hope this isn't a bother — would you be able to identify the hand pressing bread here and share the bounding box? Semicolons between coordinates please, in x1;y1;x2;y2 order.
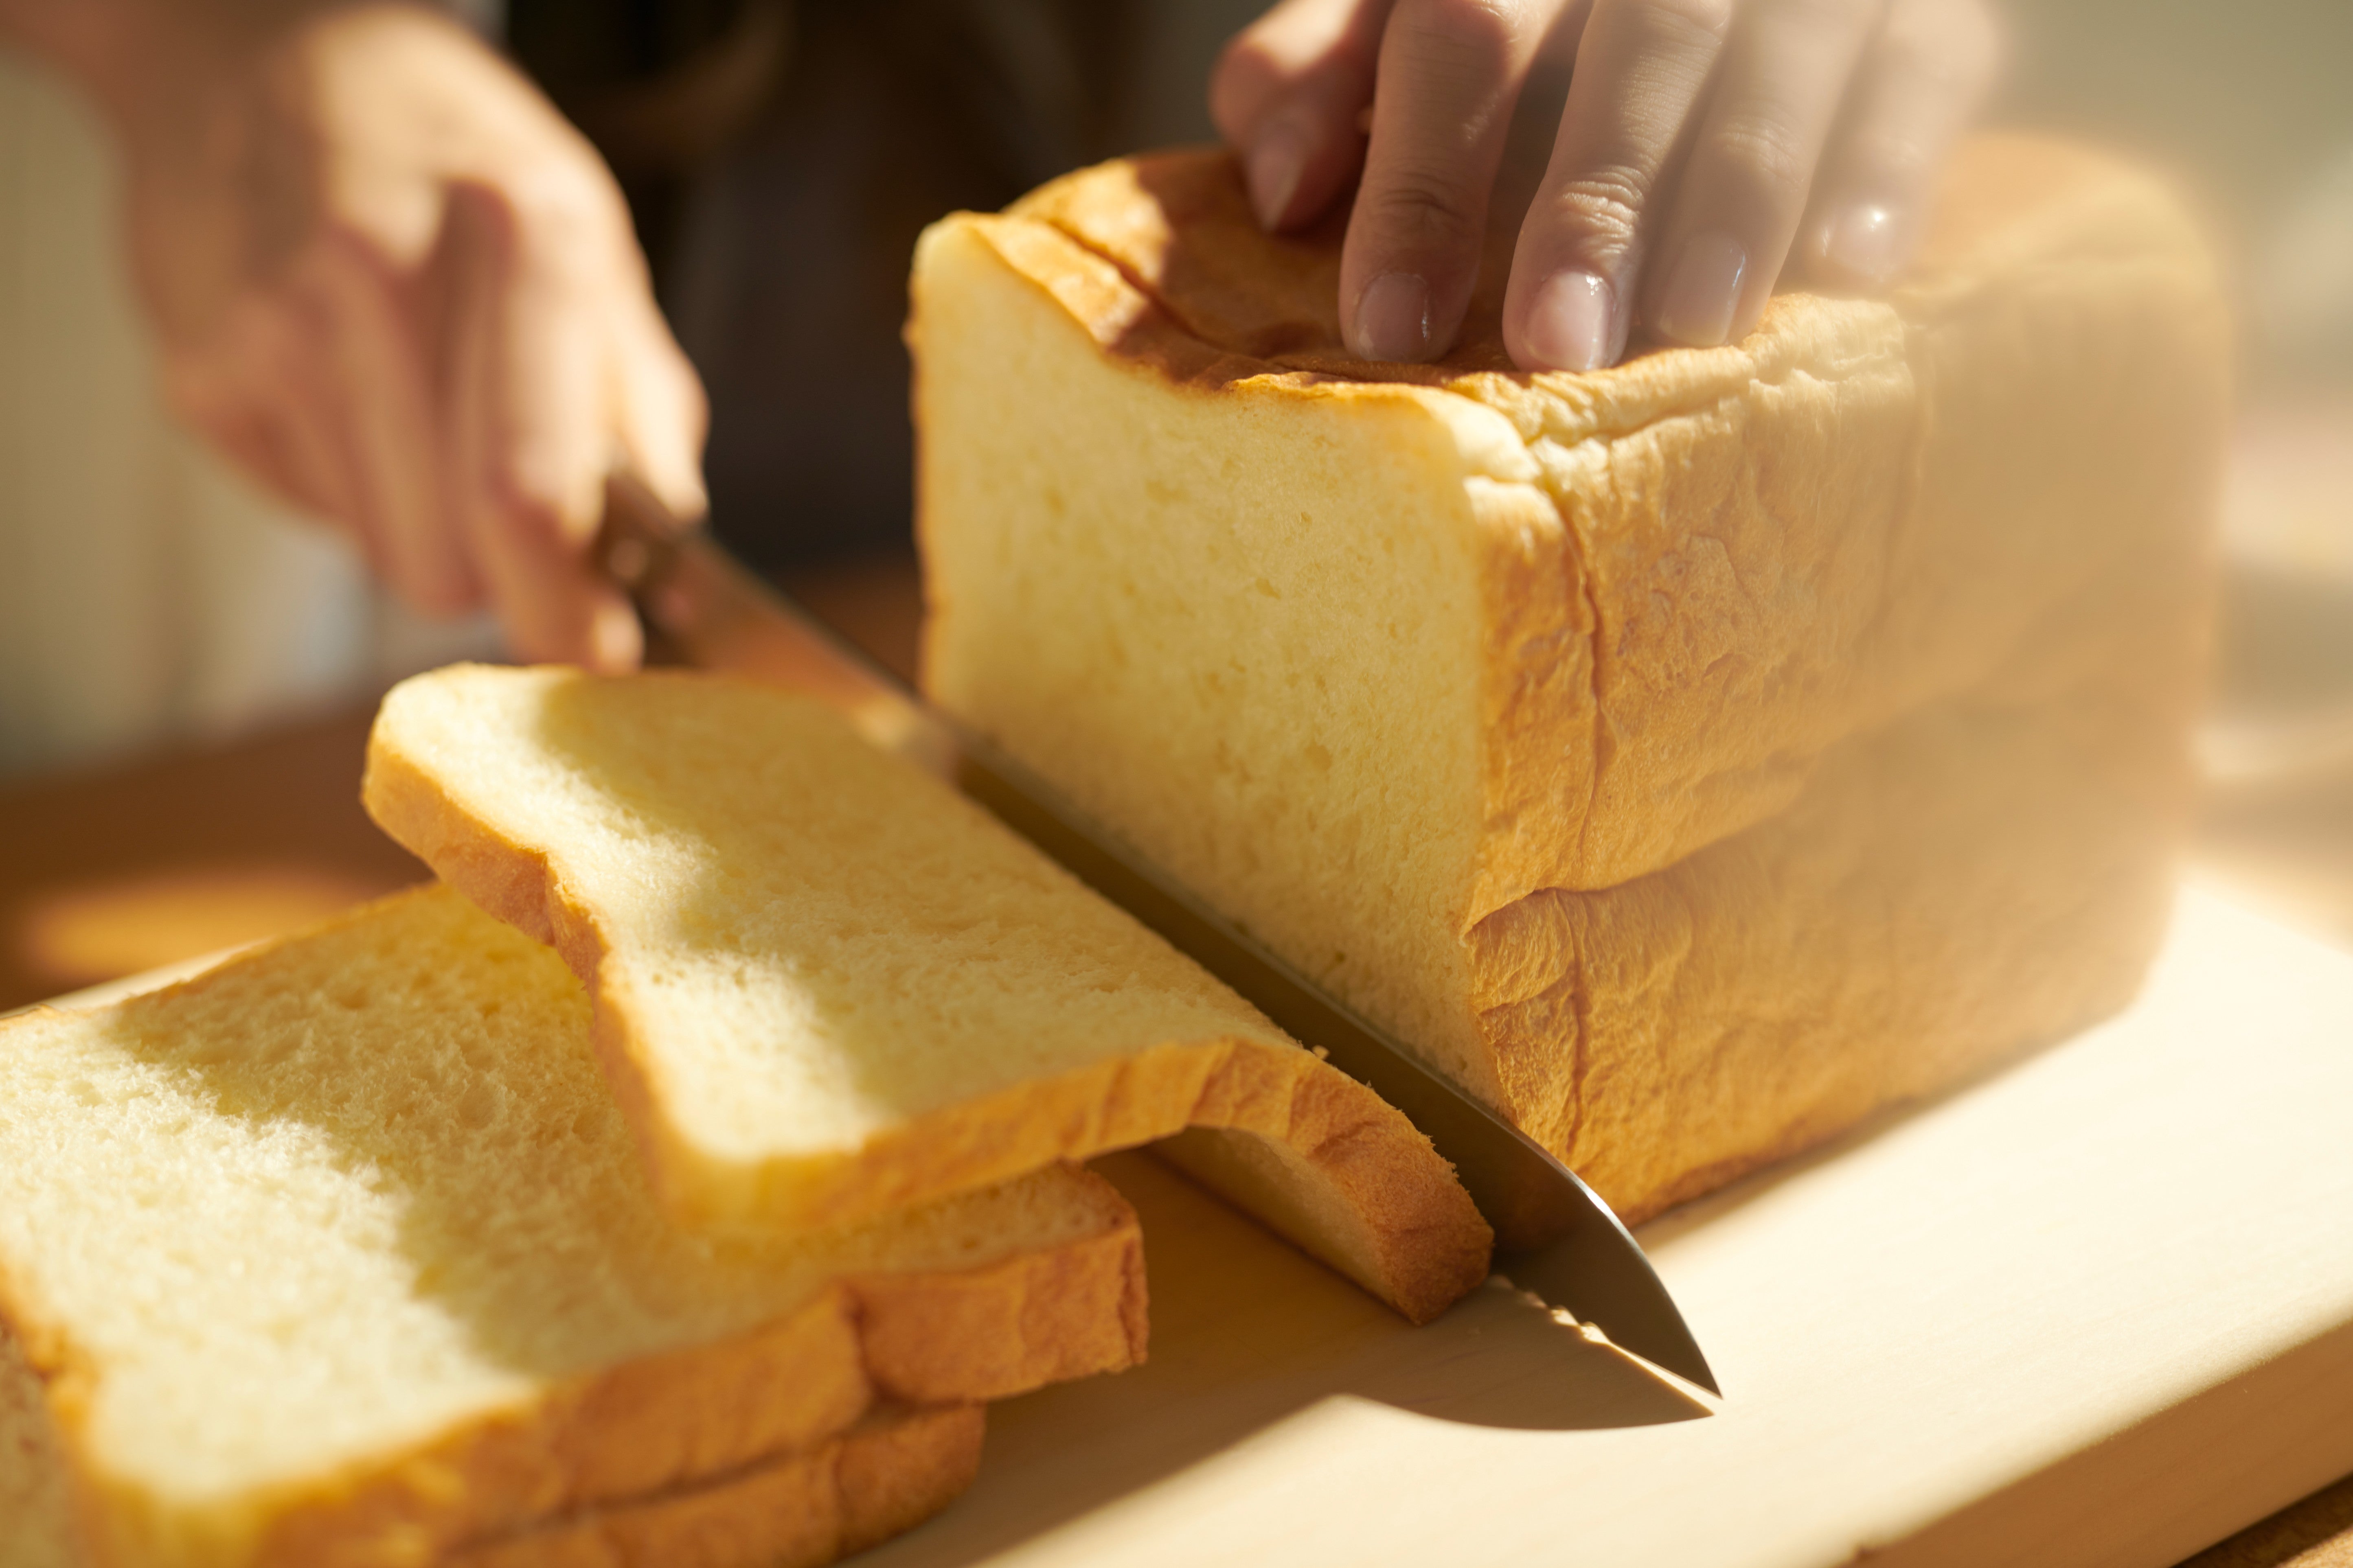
1212;0;2001;370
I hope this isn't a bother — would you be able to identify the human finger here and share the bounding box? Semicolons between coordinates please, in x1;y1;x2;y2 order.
158;295;359;530
167;379;312;515
1502;0;1732;370
243;295;371;537
1342;0;1564;362
612;320;701;526
1637;0;1882;348
1798;0;2001;287
1212;0;1392;231
444;182;641;672
301;235;482;616
610;293;709;527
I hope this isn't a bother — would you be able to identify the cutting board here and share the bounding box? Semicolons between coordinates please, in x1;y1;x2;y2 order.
852;881;2353;1568
30;881;2351;1565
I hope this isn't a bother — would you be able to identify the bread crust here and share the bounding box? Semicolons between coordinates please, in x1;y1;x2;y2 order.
239;1221;1135;1568
363;673;1492;1325
1;1184;1134;1568
444;1404;985;1568
1469;676;2191;1223
965;136;2224;912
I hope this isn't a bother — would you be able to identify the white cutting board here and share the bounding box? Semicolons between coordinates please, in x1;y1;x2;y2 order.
860;881;2353;1568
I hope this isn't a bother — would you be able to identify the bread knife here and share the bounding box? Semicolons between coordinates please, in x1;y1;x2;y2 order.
595;476;1720;1397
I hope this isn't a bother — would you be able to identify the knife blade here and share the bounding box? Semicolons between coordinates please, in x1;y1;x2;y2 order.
595;475;1719;1397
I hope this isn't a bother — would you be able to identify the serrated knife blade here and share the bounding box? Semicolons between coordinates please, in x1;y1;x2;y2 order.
596;476;1719;1397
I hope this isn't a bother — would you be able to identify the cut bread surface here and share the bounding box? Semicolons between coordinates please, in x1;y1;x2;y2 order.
363;665;1491;1323
0;886;1143;1568
911;134;2221;1222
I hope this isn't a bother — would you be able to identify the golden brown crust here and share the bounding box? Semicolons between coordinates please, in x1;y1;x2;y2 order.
965;136;2225;912
1467;653;2196;1223
24;1217;1127;1568
0;1311;79;1568
18;1203;1125;1561
851;1191;1150;1402
1466;470;1595;918
445;1404;985;1568
362;692;1492;1324
831;1404;985;1558
239;1196;1134;1567
269;1206;1127;1559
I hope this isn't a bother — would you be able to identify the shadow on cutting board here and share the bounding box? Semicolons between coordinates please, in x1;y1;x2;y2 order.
861;1150;1708;1568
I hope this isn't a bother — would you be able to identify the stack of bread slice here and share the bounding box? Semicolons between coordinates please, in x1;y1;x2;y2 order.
362;664;1490;1321
0;887;1145;1567
910;134;2227;1222
2;663;1490;1568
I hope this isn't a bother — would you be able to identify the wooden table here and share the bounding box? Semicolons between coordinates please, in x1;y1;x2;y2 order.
3;549;2350;1568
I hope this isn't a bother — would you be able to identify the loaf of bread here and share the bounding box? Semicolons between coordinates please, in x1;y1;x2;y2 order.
363;664;1490;1322
909;137;2222;1219
0;886;1144;1568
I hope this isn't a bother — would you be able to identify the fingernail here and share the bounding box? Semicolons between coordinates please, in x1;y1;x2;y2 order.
1522;269;1616;372
1653;232;1748;348
1246;120;1310;230
1352;271;1432;362
1824;203;1903;284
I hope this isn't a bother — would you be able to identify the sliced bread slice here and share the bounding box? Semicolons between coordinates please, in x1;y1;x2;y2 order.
363;664;1491;1323
0;885;1142;1568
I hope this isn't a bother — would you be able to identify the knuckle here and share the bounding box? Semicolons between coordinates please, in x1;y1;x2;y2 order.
1840;125;1934;188
1540;168;1650;253
1951;0;2007;84
1761;0;1877;33
1611;0;1734;48
1878;0;2003;93
1391;0;1531;74
1708;111;1815;198
1874;22;1963;93
1364;163;1487;247
509;165;629;255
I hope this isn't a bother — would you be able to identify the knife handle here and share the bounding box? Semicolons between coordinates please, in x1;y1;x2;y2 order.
590;471;688;602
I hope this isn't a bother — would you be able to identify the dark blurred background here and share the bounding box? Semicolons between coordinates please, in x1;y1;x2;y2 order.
506;0;1240;570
